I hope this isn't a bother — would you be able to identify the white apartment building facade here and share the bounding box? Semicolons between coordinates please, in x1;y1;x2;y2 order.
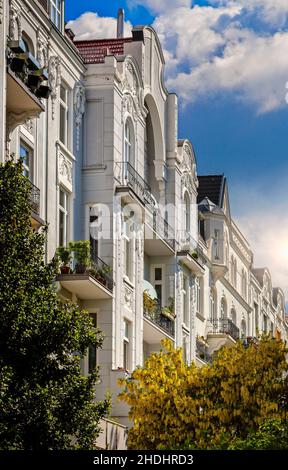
0;2;287;447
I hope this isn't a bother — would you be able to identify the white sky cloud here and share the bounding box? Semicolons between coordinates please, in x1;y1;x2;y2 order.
128;0;192;15
66;12;132;41
209;0;288;27
232;175;288;297
151;3;288;113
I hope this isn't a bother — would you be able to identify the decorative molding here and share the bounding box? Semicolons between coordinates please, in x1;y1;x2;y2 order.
74;82;86;151
122;59;147;123
0;0;3;25
48;56;61;120
9;3;21;40
232;232;251;263
37;29;48;68
23;118;34;134
124;284;133;311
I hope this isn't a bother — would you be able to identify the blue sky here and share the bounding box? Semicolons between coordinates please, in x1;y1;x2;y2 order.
66;1;288;292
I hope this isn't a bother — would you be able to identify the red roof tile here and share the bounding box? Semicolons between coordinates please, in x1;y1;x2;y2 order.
74;38;133;64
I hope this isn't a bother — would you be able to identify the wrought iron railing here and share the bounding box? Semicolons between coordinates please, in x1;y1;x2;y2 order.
196;339;212;364
28;182;40;216
146;209;176;251
90;248;113;292
116;161;156;210
208;318;240;342
178;231;206;266
144;306;175;337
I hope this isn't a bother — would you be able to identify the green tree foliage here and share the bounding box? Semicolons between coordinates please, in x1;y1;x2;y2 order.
228;418;288;450
119;338;287;450
0;159;110;449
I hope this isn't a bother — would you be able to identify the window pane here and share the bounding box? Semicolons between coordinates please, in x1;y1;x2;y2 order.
123;341;129;371
59;189;65;208
59;210;65;246
60;84;66;102
155;284;162;307
88;313;97;373
60;104;66;144
155;268;162;281
124;320;129;339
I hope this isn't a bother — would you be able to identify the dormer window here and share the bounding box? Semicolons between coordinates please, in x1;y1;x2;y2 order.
50;0;62;30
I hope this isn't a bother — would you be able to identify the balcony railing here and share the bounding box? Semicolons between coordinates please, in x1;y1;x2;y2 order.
196;339;212;364
178;231;206;266
90;249;114;292
143;306;175;337
28;182;40;216
146;209;176;251
37;0;49;11
115;161;156;211
208;318;240;342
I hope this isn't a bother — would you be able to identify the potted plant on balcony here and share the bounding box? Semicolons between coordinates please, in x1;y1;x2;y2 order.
143;290;158;319
191;250;199;260
69;240;91;274
161;297;176;320
56;246;72;274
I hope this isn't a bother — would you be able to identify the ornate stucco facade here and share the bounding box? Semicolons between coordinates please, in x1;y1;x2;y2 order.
0;1;287;448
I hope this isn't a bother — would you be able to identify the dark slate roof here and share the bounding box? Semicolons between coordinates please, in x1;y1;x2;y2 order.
197;175;225;206
74;38;133;64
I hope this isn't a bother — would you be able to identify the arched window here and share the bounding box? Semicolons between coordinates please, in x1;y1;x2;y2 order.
210;288;217;322
184;191;190;233
124;119;134;166
195;277;203;315
231;308;237;326
21;32;35;56
220;297;227;320
241;269;247;300
241;319;247;339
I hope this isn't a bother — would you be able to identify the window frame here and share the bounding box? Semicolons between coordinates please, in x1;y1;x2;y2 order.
50;0;62;30
20;140;33;182
58;187;69;247
59;81;69;148
182;275;189;326
123;319;130;372
124;119;135;167
88;313;97;373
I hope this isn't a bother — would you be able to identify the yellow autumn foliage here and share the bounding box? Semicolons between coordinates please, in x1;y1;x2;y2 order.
118;337;288;450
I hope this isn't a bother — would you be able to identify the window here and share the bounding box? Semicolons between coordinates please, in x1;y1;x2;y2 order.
88;314;97;373
263;314;268;333
241;319;247;339
183;335;189;364
183;275;189;325
153;267;163;308
123;216;132;280
231;256;237;288
254;303;259;334
59;82;69;146
124;120;134;165
210;288;217;322
231;308;237;326
20;141;33;181
90;208;99;261
213;229;220;260
123;319;130;372
195;277;203;315
59;188;69;246
241;269;247;300
220;297;227;320
184;192;190;233
50;0;62;30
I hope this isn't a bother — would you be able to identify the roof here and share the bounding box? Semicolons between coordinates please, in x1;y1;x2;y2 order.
74;38;133;64
252;268;267;287
197;175;225;206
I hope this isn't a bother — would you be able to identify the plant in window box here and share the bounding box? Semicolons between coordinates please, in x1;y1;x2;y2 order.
161;297;176;320
190;250;199;260
143;290;158;318
56;246;72;274
69;240;91;274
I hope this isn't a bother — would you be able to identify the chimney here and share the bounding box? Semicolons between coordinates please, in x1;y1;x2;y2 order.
117;8;124;38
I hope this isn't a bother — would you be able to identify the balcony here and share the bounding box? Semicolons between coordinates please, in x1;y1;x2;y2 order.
56;244;113;301
145;209;176;255
143;298;175;344
195;338;212;366
115;161;156;211
177;232;206;275
28;182;44;229
6;40;50;133
207;318;240;354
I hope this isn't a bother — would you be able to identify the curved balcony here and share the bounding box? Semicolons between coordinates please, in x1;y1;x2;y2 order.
143;304;175;344
207;318;240;354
